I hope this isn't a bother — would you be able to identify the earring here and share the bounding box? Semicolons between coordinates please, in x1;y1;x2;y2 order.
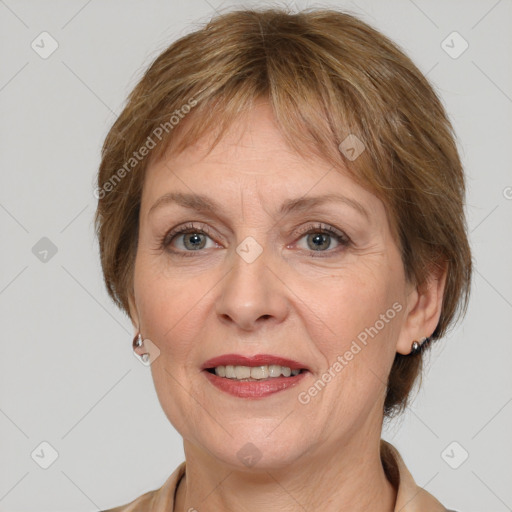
133;333;150;363
133;333;142;350
410;336;429;355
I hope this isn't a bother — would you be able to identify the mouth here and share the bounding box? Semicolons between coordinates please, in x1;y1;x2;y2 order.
201;354;310;398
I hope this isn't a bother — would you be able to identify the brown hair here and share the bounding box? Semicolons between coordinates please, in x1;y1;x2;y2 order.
94;7;472;417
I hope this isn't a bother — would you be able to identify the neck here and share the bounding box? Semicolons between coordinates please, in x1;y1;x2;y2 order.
174;434;396;512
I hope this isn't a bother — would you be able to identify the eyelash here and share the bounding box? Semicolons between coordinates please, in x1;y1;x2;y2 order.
156;222;351;258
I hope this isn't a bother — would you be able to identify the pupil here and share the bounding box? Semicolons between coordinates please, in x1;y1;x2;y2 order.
309;233;329;250
185;233;205;250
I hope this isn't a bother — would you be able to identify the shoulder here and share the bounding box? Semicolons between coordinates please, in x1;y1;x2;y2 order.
381;440;456;512
101;489;156;512
100;462;186;512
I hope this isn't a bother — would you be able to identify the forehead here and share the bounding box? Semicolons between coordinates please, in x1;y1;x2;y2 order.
149;101;306;175
141;102;378;210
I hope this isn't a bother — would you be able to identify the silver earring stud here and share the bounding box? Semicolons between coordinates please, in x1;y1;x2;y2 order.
133;333;143;351
410;336;429;355
133;333;151;364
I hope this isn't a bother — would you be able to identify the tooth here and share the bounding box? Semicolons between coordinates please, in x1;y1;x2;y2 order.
268;364;282;378
212;364;302;379
251;366;269;379
281;366;291;377
235;365;251;379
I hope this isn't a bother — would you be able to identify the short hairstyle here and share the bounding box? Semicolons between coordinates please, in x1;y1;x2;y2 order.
95;8;472;417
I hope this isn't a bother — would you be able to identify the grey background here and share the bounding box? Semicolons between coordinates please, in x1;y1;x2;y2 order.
0;0;511;510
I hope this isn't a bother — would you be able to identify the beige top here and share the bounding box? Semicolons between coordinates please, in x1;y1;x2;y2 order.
102;440;455;511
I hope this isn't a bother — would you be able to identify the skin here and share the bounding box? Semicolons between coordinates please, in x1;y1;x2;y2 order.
128;101;446;512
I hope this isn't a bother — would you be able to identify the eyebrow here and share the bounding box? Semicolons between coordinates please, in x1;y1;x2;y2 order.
148;192;369;220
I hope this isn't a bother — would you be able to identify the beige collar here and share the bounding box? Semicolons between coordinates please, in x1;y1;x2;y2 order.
380;440;449;511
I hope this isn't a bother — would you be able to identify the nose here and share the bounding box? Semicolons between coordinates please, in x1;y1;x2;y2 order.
215;241;289;332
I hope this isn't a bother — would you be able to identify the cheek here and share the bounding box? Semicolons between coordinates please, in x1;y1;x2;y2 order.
301;276;401;419
310;267;402;349
303;266;405;416
134;248;213;331
133;258;212;433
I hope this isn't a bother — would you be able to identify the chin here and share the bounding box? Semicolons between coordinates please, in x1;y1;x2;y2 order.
195;425;315;471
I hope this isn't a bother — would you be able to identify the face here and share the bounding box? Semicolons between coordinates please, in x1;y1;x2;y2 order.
129;102;415;470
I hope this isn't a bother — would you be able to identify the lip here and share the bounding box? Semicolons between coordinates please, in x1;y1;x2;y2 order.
203;370;308;399
201;353;309;371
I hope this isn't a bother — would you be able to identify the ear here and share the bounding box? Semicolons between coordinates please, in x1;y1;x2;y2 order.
395;262;448;355
127;291;140;334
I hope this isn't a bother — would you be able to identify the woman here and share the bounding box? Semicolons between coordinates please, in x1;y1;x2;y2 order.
95;7;471;511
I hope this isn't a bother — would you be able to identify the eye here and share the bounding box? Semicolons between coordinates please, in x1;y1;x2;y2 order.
157;221;351;257
175;231;213;251
294;223;351;255
159;222;219;255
